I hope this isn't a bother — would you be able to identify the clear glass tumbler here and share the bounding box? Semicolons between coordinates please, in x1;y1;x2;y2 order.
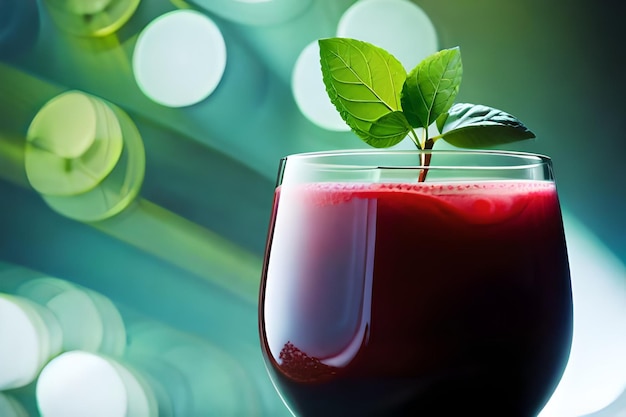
259;149;572;417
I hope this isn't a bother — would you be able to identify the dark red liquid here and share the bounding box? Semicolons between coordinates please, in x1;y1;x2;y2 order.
259;181;572;416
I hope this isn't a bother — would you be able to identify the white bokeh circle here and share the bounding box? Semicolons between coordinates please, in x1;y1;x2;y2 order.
337;0;438;70
36;351;156;417
0;295;61;390
133;9;227;107
539;213;626;416
292;41;350;132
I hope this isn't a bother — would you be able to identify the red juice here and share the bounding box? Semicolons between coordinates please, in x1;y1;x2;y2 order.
259;181;572;416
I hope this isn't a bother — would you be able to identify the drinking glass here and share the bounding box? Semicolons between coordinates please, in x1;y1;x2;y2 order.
259;150;572;416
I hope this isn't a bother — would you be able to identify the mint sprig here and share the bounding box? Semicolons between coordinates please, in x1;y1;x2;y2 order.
319;38;535;162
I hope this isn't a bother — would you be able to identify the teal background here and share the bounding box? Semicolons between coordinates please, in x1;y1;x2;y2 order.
1;0;624;416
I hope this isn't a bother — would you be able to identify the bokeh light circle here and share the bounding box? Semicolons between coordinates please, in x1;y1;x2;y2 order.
539;213;626;417
292;41;350;132
0;295;61;390
24;91;145;222
133;10;227;108
25;91;123;197
59;0;111;15
18;278;127;356
337;0;438;69
36;351;157;417
42;0;140;37
41;102;146;222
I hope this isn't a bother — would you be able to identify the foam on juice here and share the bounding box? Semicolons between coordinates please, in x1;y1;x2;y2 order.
281;180;556;225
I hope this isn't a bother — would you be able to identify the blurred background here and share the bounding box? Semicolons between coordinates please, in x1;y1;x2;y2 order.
0;0;624;416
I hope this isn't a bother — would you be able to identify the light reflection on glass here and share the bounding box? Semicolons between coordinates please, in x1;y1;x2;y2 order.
539;212;626;416
264;191;376;366
132;10;227;108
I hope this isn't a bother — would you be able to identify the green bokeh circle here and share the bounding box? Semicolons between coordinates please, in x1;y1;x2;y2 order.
25;91;123;197
41;101;145;222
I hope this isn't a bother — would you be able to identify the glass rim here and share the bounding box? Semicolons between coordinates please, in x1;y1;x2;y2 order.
281;149;552;170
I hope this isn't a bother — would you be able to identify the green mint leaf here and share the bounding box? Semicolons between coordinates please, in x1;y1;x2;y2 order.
438;103;536;148
401;47;462;130
367;111;411;148
319;38;407;146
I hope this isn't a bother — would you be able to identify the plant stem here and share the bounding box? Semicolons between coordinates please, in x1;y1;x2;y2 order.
418;138;435;182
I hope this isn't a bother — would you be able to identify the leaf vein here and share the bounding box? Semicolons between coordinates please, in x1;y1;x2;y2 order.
328;46;397;112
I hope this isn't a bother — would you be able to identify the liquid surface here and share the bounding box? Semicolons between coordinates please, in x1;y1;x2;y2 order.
260;181;572;416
